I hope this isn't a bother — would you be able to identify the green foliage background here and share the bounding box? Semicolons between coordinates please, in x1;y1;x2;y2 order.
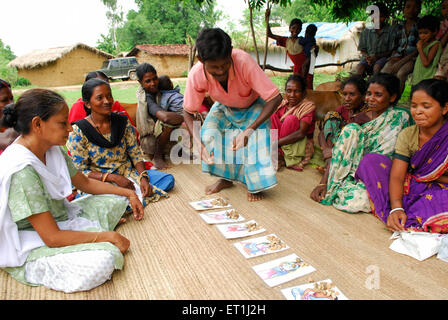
98;0;221;54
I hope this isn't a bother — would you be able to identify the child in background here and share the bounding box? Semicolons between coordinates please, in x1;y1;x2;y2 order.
434;44;448;81
411;15;442;86
299;24;319;89
434;0;448;80
436;0;448;48
266;9;306;76
381;0;421;94
158;75;184;115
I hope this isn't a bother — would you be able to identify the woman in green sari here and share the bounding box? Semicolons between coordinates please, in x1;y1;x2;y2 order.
318;73;412;213
0;89;144;293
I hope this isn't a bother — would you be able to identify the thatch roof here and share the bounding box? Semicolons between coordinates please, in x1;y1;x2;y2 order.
127;44;190;57
8;43;115;70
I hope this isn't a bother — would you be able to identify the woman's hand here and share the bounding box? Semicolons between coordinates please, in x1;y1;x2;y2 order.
128;194;145;221
386;209;407;232
197;143;214;164
310;184;327;202
416;40;424;51
139;176;153;198
110;174;135;190
232;129;252;151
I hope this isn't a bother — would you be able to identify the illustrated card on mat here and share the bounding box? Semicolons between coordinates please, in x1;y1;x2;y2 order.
189;197;231;211
252;253;316;287
234;234;289;259
281;279;349;300
199;209;245;224
216;220;266;239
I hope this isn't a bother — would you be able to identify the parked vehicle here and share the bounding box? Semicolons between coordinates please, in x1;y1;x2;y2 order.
97;57;139;81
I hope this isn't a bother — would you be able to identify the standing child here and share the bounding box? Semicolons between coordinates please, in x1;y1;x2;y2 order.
265;9;306;76
356;79;448;233
299;24;319;89
411;15;442;86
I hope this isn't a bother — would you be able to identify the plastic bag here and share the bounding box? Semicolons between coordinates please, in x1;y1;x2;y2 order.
389;231;444;261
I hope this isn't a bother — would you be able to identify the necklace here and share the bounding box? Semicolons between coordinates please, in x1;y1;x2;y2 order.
89;114;103;135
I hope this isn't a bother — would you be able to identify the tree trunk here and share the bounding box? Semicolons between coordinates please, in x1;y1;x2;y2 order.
248;3;260;64
187;34;196;71
263;2;271;71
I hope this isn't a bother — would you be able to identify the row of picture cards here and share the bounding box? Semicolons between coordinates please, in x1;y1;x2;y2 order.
189;198;349;300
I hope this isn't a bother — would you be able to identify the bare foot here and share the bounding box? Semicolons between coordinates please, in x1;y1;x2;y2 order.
205;179;233;195
287;164;303;172
248;192;264;202
153;155;171;170
315;166;326;174
277;157;286;171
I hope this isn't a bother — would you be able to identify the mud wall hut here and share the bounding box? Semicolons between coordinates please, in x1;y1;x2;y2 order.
127;44;195;78
8;43;115;87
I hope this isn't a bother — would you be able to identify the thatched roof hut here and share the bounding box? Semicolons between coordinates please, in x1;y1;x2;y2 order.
127;44;194;77
8;43;115;87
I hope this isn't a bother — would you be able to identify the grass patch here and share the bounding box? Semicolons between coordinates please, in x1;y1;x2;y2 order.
13;73;412;108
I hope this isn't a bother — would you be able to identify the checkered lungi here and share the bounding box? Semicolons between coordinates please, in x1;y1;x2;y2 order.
201;98;277;193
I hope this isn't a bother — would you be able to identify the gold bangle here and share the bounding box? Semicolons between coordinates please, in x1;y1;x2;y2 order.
91;232;100;243
102;172;110;182
318;183;326;187
138;171;149;183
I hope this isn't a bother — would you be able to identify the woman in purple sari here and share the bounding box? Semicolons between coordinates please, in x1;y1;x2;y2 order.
356;79;448;233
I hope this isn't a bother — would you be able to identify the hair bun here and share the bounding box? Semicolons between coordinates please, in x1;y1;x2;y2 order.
1;103;18;128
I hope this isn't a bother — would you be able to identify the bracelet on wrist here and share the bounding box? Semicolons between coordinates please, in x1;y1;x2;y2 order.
102;172;110;182
138;171;149;184
389;207;404;215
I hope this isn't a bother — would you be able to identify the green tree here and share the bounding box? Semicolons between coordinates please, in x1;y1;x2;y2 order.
114;0;221;52
0;39;18;85
96;33;116;54
100;0;124;52
311;0;442;22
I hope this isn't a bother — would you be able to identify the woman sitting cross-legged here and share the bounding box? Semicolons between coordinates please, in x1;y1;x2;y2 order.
0;89;144;293
270;74;316;171
319;73;412;213
356;79;448;233
67;79;174;207
310;75;372;202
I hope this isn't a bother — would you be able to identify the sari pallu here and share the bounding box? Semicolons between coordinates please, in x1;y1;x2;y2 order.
356;121;448;233
321;106;411;213
201;98;277;193
270;99;316;168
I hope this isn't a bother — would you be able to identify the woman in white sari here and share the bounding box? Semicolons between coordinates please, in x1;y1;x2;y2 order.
0;89;144;293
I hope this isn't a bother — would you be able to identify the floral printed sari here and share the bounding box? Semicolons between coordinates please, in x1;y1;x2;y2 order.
321;106;411;213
